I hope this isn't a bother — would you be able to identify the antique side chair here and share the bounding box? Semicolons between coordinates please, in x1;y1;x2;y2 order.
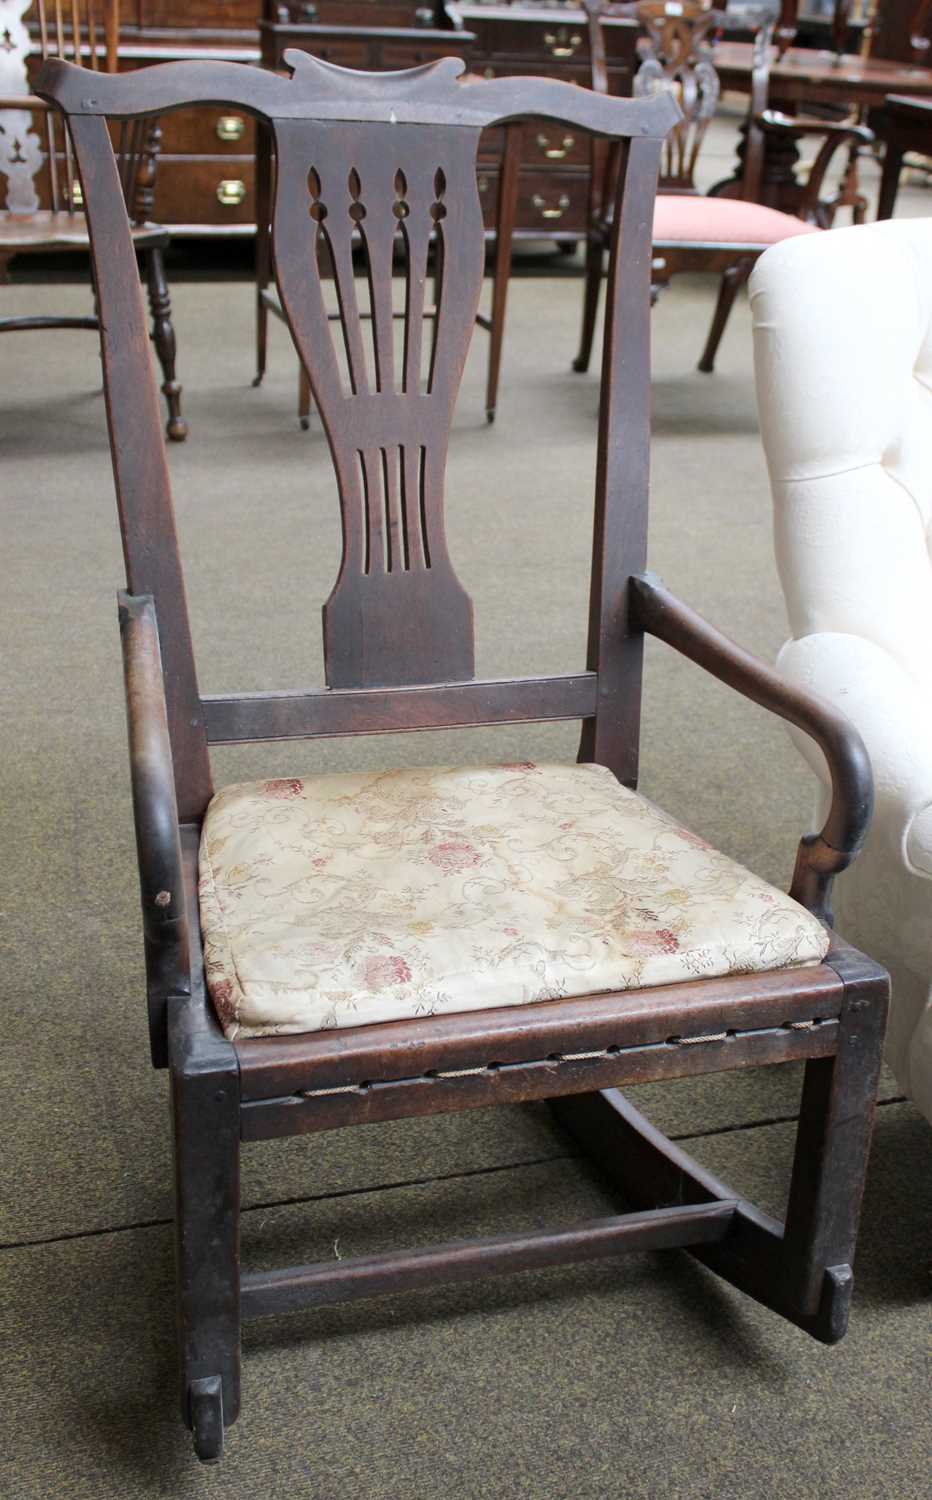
0;0;186;440
483;0;874;417
38;50;888;1464
571;0;875;379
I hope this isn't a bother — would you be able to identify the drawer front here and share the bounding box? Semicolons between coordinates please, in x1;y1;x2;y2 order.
476;167;588;234
154;108;256;156
516;170;588;233
154;157;255;225
466;11;637;64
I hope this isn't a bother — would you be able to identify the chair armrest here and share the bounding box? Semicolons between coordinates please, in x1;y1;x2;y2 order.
754;111;874;218
119;590;191;1067
630;572;873;923
755;110;874;146
0;94;48;109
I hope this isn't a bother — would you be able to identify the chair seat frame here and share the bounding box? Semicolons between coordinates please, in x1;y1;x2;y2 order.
39;52;887;1464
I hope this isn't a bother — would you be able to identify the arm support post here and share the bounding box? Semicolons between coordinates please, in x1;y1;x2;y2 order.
119;590;191;1066
630;572;873;923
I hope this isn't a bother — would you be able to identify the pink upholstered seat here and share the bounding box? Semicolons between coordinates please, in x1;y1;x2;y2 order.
653;194;821;247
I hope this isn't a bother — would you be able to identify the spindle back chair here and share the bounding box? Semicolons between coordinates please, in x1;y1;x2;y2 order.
0;0;185;439
37;49;887;1464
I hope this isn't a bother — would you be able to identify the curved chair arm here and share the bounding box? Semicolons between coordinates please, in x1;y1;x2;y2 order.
630;572;873;924
119;590;191;1067
755;110;874;221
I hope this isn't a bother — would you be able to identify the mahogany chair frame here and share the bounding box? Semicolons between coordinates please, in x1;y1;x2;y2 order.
38;50;887;1465
0;0;186;440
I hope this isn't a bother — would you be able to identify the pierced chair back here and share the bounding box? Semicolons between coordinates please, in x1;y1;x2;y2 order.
0;0;158;225
632;0;723;193
37;52;678;835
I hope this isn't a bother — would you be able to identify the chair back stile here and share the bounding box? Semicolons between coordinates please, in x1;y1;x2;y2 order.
38;52;677;822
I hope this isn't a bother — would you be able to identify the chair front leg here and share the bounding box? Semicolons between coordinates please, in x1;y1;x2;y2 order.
572;232;606;374
779;940;888;1339
170;998;241;1463
146;244;187;442
698;259;753;374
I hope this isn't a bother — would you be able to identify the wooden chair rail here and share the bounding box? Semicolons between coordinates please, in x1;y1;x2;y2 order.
240;1017;840;1139
202;673;599;743
630;572;873;920
240;1201;738;1320
235;963;844;1099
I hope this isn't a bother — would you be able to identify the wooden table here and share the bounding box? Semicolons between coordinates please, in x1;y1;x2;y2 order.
875;94;932;217
711;43;932;211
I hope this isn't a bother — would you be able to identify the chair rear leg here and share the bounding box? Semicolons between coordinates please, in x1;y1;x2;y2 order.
572;235;605;374
485;122;521;423
146;245;187;442
253;122;273;388
171;1019;241;1463
697;260;751;374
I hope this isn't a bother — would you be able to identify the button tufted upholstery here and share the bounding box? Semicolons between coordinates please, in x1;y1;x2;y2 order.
751;217;932;1124
198;761;829;1040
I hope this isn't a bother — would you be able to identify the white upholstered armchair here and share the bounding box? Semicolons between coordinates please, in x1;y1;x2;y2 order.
751;217;932;1125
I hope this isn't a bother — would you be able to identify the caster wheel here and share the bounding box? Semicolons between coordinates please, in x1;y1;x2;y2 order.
189;1375;224;1463
166;417;188;443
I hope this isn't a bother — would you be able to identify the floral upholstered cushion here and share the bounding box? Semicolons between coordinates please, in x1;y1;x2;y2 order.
198;762;830;1040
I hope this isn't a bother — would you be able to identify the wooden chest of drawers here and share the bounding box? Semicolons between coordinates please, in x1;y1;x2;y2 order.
111;1;640;237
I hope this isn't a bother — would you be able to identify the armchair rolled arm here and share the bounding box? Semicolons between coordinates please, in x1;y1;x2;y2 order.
630;573;873;923
119;591;191;1066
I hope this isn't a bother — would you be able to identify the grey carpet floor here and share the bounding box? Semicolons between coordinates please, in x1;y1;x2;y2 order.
2;241;931;1497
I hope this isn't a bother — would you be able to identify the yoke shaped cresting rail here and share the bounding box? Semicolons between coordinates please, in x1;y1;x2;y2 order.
37;52;680;815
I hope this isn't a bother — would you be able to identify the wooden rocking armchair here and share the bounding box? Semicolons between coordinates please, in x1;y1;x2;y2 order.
1;0;185;440
38;48;888;1464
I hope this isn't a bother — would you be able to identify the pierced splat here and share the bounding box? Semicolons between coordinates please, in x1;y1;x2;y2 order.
633;0;722;193
39;48;678;767
273;117;483;689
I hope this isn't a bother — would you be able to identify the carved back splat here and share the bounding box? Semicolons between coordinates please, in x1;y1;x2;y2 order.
273;114;482;686
37;52;678;820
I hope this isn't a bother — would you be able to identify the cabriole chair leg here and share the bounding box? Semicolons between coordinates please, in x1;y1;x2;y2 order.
697;260;751;375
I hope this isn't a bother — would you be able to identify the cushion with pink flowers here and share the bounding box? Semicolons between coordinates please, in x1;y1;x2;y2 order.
198;761;829;1040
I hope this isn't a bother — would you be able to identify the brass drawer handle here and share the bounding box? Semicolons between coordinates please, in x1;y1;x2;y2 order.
532;192;571;220
216;178;247;207
536;132;575;160
70;178;84;209
478;174;491;194
543;29;582;58
216;114;245;143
